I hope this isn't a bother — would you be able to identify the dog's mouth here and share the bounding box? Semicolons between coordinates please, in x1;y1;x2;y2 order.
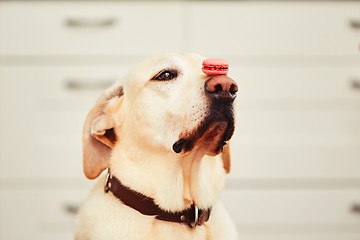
172;102;235;155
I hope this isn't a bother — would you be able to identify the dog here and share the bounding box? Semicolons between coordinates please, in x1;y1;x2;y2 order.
75;53;238;240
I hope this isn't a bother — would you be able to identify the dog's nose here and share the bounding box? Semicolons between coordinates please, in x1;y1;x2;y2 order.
205;75;238;101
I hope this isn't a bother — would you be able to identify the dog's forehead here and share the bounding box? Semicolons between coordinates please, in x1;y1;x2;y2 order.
123;53;205;87
147;53;204;74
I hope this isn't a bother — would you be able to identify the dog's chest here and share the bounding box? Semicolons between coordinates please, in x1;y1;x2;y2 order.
91;215;211;240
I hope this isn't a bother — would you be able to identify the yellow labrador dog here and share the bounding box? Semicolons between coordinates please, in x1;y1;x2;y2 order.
76;53;238;240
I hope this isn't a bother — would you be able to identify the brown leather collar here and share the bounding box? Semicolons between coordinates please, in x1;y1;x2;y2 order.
104;170;211;228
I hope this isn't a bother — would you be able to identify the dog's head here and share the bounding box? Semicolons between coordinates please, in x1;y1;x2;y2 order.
82;53;237;179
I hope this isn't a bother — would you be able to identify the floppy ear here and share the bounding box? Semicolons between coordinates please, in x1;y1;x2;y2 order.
221;143;231;174
82;85;124;179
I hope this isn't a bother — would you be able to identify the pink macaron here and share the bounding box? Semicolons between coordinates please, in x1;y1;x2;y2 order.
202;58;229;75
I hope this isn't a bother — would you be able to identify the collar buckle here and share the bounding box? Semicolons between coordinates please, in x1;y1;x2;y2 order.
189;204;199;228
104;170;111;193
188;204;211;228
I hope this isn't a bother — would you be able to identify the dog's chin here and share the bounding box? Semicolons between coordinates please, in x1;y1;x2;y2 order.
172;107;235;155
197;121;232;156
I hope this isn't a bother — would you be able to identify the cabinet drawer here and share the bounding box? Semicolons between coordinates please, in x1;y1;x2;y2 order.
233;67;360;102
229;141;360;179
0;65;126;179
221;190;360;234
236;110;360;135
0;188;89;240
189;1;360;56
0;1;184;55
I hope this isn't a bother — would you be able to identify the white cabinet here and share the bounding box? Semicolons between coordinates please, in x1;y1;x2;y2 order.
189;1;360;56
221;190;360;240
0;1;184;55
231;67;360;100
1;1;360;240
221;190;360;229
0;188;89;240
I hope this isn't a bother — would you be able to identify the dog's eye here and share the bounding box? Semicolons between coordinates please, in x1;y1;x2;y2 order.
153;70;178;81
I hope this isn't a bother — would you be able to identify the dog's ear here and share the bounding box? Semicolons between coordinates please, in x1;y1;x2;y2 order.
221;144;231;174
82;85;124;179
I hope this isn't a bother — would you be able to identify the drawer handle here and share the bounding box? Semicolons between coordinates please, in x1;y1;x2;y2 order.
65;79;114;91
351;203;360;214
64;203;80;215
350;79;360;90
65;17;117;28
349;19;360;29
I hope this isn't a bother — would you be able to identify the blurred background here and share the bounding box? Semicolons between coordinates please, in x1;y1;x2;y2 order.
0;0;359;239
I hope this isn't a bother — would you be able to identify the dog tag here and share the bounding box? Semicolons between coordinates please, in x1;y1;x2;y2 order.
202;58;229;75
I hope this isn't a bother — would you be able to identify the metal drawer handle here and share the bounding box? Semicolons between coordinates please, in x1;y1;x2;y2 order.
349;19;360;29
351;203;360;214
65;17;117;28
350;79;360;90
64;203;80;215
65;78;114;91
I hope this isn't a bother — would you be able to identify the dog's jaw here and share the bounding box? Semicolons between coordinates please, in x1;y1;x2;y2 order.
173;100;235;156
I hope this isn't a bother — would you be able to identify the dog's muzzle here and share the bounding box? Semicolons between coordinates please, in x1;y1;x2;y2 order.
172;59;238;155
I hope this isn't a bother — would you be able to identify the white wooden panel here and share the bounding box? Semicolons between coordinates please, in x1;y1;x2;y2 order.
229;143;360;179
236;110;360;135
230;123;360;178
0;188;89;240
189;1;360;56
0;1;184;55
230;67;360;101
221;190;360;234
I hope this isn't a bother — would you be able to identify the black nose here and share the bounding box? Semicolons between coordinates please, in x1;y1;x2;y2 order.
205;76;238;101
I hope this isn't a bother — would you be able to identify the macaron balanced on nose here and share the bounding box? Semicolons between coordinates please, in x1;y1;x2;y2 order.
202;58;229;75
203;58;238;101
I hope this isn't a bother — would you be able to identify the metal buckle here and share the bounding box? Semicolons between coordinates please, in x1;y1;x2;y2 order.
104;170;111;193
189;204;199;228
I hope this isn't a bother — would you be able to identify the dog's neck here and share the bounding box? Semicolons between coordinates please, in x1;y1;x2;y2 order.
109;143;225;212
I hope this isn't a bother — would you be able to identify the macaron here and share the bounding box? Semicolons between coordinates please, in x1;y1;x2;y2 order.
202;58;229;75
